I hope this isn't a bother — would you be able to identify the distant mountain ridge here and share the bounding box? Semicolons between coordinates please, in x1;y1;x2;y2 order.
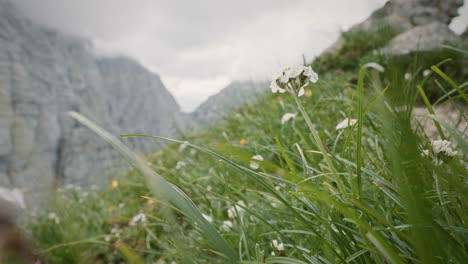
191;80;269;126
0;0;189;205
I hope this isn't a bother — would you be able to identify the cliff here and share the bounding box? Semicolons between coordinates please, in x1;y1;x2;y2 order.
0;0;188;205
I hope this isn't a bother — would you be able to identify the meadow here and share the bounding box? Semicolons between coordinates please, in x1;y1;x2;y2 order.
25;31;467;264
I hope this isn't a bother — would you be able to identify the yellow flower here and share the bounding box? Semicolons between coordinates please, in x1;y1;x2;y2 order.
108;206;115;212
111;179;119;188
304;89;312;97
239;138;247;146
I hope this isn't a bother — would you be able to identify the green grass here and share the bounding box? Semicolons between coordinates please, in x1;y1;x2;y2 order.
24;38;468;263
26;62;467;263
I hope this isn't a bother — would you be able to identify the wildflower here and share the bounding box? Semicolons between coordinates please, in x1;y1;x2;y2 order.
271;240;285;252
404;73;412;80
129;213;147;226
175;161;187;169
178;141;189;152
48;212;60;224
363;62;385;72
249;155;264;170
206;185;212;191
304;89;313;97
202;213;213;223
227;200;246;218
423;69;431;77
281;113;297;124
111;180;119;188
221;220;233;231
336;118;357;130
239;138;247;146
423;139;458;165
303;65;319;83
270;65;318;96
0;187;26;209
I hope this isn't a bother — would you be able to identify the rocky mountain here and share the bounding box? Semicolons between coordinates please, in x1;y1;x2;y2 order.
191;81;268;126
0;0;189;206
322;0;465;56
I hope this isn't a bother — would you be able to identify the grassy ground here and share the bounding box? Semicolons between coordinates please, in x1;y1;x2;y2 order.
25;45;467;263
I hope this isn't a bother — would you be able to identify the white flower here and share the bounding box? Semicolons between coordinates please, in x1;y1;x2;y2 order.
422;149;429;156
221;220;233;231
202;213;213;223
303;66;319;83
281;113;297;124
129;213;147;226
423;69;431;77
175;161;187;170
271;240;285;252
178;141;189;152
48;212;60;224
270;65;318;95
363;62;385;72
297;84;306;97
0;187;26;209
227;200;246;218
336;118;358;130
270;79;286;93
288;65;304;78
432;140;457;157
404;73;412;80
249;155;264;170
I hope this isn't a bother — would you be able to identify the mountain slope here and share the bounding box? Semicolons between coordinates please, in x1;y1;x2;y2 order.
0;0;188;204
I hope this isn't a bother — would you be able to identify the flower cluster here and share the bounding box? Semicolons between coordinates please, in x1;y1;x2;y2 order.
270;239;285;256
227;200;246;219
270;65;318;96
129;213;147;226
422;139;458;165
250;155;264;170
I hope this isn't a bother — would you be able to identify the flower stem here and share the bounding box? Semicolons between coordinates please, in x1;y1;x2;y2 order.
292;93;350;202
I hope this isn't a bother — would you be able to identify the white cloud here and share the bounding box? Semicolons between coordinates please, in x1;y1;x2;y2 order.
12;0;394;112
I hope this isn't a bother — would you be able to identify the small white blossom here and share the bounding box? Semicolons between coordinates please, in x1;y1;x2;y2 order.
404;73;412;80
303;66;319;83
48;212;60;224
270;79;286;93
270;65;318;95
202;213;213;223
175;161;187;170
178;141;189;152
129;213;147;226
271;240;285;252
336;118;358;130
281;113;297;124
221;220;233;231
227;200;246;218
250;155;264;170
363;62;385;72
432;140;458;157
423;69;431;77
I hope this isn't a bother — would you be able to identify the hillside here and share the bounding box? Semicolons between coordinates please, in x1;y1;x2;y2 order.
10;0;468;263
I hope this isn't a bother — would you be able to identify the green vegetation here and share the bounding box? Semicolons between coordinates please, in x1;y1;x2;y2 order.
26;35;467;263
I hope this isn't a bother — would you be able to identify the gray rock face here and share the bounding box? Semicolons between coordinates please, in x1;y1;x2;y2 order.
0;0;189;205
321;0;463;56
191;81;268;126
383;22;460;54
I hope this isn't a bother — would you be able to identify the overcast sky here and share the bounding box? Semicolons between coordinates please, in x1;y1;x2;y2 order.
12;0;468;112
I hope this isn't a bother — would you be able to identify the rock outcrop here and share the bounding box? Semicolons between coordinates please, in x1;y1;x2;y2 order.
322;0;464;56
383;22;460;54
0;0;189;206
